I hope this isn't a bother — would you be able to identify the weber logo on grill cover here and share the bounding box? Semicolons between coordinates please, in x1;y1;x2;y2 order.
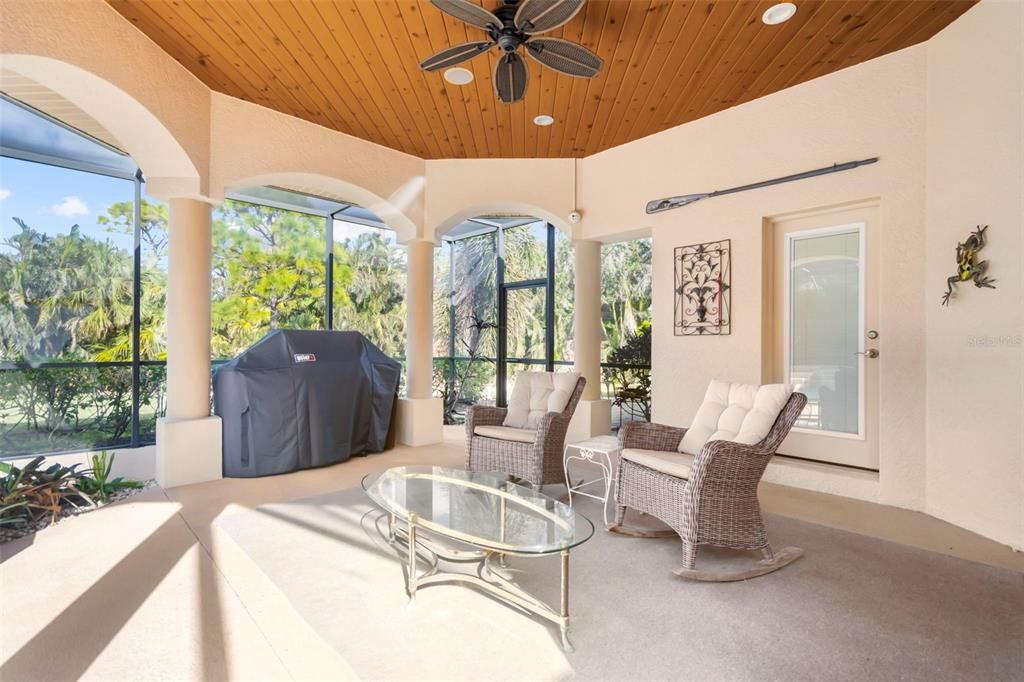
293;353;316;363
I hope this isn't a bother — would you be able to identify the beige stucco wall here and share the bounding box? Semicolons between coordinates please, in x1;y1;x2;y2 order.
0;0;208;197
424;158;576;241
580;46;930;510
209;92;425;241
924;0;1023;550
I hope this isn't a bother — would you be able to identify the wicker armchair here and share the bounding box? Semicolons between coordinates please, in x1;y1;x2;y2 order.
465;377;586;488
613;392;807;581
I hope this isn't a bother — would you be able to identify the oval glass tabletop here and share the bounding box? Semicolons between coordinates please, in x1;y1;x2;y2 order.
362;466;594;555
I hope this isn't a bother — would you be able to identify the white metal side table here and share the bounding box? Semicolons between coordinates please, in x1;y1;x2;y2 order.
563;434;621;528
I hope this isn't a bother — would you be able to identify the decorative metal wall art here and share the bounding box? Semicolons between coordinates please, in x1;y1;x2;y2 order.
674;239;731;335
941;225;996;306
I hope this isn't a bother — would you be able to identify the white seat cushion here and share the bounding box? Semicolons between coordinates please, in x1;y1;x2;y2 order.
621;448;694;480
474;425;536;444
503;371;581;429
678;380;793;456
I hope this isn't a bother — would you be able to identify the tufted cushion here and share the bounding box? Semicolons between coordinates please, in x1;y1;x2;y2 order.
503;371;581;429
678;380;793;456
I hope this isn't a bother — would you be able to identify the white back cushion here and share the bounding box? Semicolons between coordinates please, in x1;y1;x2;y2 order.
503;371;581;429
678;380;793;455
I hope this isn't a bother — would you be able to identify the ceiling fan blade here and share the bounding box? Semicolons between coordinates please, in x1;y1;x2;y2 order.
494;52;528;104
429;0;502;30
525;38;602;78
420;41;494;72
514;0;585;34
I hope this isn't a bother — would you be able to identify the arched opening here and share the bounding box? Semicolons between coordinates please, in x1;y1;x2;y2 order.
433;212;574;424
0;78;194;456
433;204;654;429
2;54;201;195
222;172;418;244
211;183;408;363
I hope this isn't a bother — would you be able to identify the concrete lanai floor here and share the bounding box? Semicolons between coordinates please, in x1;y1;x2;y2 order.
1;440;1020;681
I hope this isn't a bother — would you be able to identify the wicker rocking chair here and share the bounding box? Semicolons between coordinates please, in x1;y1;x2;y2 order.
465;376;586;489
611;389;807;581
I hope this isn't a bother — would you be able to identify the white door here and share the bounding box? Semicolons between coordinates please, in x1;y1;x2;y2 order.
771;203;880;469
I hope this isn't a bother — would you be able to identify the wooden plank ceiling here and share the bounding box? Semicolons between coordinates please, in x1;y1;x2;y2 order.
108;0;975;159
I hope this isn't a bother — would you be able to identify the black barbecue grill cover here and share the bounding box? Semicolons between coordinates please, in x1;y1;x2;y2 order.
214;330;400;478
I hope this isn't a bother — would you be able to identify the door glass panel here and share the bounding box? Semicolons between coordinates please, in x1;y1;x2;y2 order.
788;228;861;434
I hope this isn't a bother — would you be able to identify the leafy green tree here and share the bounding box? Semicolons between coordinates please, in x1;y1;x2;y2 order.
98;199;169;262
333;231;406;357
210;200;326;358
601;239;652;359
0;219;132;362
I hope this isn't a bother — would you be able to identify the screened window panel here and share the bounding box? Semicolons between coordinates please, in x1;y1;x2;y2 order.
452;232;497;359
503;221;547;282
0;365;133;457
136;194;168;361
554;229;574;363
788;229;861;434
600;238;652;364
433;243;451;358
332;220;406;358
210;199;327;360
0;156;134;363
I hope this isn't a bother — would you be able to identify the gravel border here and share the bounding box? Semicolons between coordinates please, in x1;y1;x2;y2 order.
0;480;158;544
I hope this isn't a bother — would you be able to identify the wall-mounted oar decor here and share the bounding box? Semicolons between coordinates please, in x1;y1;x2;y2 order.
645;157;879;215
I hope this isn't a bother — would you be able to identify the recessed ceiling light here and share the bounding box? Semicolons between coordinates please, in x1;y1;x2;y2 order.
534;114;555;127
443;67;474;85
762;2;797;25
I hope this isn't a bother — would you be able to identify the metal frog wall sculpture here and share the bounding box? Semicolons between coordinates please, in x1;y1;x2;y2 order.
942;225;996;306
674;239;731;335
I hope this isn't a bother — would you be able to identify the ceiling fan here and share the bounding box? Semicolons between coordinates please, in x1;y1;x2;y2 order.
419;0;603;104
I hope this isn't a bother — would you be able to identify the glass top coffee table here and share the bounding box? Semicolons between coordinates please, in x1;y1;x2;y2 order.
362;466;594;651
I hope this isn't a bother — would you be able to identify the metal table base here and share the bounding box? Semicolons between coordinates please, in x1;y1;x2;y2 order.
389;512;575;652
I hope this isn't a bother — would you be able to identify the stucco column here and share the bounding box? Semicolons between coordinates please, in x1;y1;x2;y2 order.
396;239;442;446
165;198;213;418
569;239;611;441
155;198;222;487
405;239;433;399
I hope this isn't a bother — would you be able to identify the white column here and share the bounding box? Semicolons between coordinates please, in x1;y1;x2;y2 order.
156;198;222;487
396;239;442;446
569;239;611;442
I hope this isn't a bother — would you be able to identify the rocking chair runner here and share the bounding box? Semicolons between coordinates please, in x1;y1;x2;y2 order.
612;391;807;581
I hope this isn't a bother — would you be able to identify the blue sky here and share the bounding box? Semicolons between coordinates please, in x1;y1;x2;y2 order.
0;155;399;257
0;155;136;253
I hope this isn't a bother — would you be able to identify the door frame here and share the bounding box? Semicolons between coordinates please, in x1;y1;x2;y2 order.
495;222;556;406
782;221;867;440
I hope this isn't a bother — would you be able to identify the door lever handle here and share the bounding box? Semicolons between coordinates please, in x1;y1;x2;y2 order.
856;349;879;359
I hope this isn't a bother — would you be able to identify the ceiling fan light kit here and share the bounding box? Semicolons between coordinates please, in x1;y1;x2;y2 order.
421;0;603;104
443;67;474;85
762;2;798;25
